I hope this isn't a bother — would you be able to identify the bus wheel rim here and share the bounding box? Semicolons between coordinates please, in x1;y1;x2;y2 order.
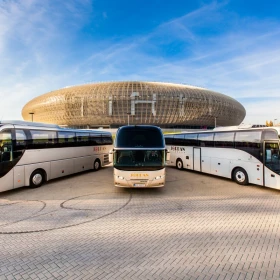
236;171;245;182
95;161;99;169
33;174;42;185
178;161;182;168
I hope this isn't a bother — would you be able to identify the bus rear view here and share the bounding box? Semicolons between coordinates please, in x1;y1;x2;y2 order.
111;125;168;188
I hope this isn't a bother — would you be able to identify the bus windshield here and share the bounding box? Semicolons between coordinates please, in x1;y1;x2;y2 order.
114;149;165;171
115;126;164;148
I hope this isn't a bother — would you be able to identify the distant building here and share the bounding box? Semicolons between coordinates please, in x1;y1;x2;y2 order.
22;81;246;128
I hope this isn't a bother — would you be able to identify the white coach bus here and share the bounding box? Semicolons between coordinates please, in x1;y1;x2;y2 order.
165;126;280;190
110;125;170;188
0;120;113;192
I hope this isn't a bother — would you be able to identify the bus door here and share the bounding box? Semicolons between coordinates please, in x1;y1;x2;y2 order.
193;147;201;171
0;129;14;191
263;141;280;189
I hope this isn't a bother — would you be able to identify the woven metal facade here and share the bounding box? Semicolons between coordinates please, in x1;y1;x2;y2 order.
22;81;246;128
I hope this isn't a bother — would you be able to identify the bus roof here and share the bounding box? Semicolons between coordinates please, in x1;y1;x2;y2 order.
0;120;61;128
0;120;112;135
168;126;280;135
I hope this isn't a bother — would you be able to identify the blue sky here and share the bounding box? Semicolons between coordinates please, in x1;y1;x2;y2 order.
1;0;280;125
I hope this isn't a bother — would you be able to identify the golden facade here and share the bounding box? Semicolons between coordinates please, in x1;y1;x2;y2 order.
22;81;246;127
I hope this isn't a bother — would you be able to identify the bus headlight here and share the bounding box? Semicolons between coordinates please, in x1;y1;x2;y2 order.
117;176;125;180
154;176;162;180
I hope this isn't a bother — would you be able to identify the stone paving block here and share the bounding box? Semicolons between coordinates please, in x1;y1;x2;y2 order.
1;167;280;279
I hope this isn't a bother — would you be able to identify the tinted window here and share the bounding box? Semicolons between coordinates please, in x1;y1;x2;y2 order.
164;135;174;145
184;134;198;146
58;131;75;147
214;132;234;148
90;134;103;145
0;130;12;162
102;135;113;145
235;131;261;159
264;142;280;174
15;129;27;149
114;149;165;171
0;130;14;178
116;127;164;148
30;130;57;148
76;132;90;145
173;134;185;146
198;133;214;147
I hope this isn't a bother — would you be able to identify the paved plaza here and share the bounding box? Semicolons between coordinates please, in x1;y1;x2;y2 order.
1;166;280;279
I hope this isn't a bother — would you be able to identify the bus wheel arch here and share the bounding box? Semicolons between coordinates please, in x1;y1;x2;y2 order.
29;169;46;188
232;167;249;185
176;158;184;170
93;159;101;171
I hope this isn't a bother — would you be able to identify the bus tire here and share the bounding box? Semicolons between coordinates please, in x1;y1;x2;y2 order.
30;170;44;188
233;168;248;185
176;159;183;170
93;159;101;171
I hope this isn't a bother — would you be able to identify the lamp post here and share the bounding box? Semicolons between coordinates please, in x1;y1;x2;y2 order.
29;112;34;122
214;116;217;128
127;113;130;125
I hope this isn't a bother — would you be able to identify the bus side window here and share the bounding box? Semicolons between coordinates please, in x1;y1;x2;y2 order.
164;135;174;145
184;134;198;146
90;134;102;145
76;132;90;146
13;129;27;160
102;135;113;145
214;132;234;148
0;130;13;162
198;133;214;147
15;129;27;149
235;131;262;160
58;131;75;147
30;130;57;149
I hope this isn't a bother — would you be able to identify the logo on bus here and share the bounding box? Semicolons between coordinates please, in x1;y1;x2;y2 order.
171;146;185;152
93;146;106;152
130;173;149;177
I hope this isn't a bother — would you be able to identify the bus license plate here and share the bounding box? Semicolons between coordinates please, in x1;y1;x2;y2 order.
134;183;146;187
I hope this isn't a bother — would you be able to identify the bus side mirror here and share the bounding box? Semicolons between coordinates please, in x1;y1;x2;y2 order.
166;150;170;161
109;149;114;163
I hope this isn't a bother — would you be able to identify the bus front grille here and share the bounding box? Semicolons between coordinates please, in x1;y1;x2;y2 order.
104;154;109;164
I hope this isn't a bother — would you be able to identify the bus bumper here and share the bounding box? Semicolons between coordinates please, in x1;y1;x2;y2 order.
114;169;165;188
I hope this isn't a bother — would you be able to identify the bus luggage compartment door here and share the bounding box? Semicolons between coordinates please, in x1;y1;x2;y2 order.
14;165;25;188
193;148;201;172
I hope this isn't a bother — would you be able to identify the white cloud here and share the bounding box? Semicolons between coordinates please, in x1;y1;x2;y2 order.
0;0;279;125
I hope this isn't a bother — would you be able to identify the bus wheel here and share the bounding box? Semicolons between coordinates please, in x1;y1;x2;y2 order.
93;159;101;171
30;170;44;188
233;168;248;185
176;159;183;170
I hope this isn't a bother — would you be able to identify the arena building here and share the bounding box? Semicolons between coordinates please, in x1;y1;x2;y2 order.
22;81;246;128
